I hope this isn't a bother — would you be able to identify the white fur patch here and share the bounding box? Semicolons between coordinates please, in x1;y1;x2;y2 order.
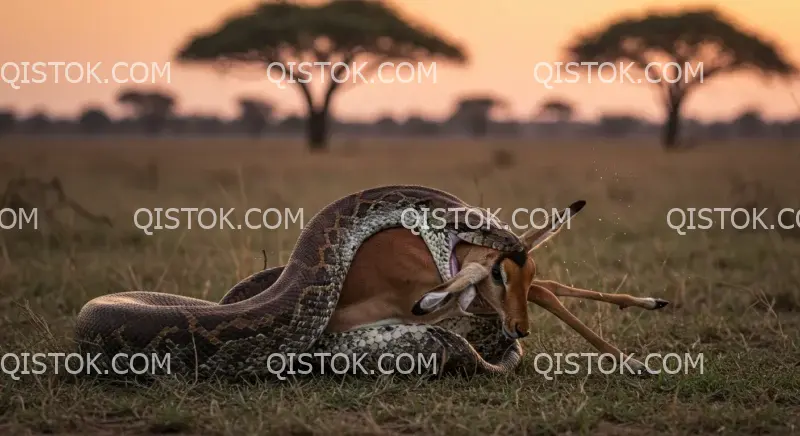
419;291;450;310
458;285;476;311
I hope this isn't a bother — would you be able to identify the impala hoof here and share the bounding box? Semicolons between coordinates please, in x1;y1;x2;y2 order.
652;299;669;310
569;200;587;214
626;359;656;377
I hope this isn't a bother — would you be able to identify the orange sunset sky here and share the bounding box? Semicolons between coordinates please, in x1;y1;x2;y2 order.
2;0;799;123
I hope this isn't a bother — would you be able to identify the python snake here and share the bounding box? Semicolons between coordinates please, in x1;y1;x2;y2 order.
73;185;530;379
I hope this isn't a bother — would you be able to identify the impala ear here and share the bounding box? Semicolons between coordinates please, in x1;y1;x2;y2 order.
411;263;489;315
411;291;452;315
519;200;586;253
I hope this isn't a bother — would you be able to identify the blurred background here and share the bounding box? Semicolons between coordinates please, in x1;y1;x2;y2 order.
1;0;799;143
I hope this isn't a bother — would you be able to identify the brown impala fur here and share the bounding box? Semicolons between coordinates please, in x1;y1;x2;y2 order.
327;201;669;372
326;227;535;338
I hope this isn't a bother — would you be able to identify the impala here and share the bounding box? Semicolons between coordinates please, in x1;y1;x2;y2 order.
326;200;668;373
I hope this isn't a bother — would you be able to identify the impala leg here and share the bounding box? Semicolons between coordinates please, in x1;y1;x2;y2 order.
532;279;669;310
527;283;650;374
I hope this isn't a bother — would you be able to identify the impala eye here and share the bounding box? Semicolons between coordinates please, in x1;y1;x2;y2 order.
491;264;504;284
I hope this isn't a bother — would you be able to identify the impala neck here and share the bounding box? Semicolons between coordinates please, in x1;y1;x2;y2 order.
449;236;475;278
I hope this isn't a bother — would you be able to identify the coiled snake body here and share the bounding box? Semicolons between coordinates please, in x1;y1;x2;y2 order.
74;185;528;379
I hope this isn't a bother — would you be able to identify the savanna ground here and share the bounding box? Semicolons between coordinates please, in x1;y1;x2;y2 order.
1;137;799;435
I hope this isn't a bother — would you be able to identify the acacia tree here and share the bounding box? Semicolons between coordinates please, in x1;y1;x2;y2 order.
536;98;574;122
0;110;15;136
237;97;275;137
79;107;112;134
451;95;504;138
116;89;176;135
566;8;796;148
733;107;765;137
175;0;466;151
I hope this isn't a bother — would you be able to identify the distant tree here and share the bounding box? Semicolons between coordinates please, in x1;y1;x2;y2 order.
733;107;766;137
566;8;797;149
451;96;504;138
237;97;274;137
706;121;732;139
78;107;112;134
23;111;51;134
536;98;574;122
374;115;400;134
404;115;439;136
175;0;466;151
195;116;226;135
0;110;15;136
778;119;800;139
277;114;306;134
116;88;175;135
597;113;643;137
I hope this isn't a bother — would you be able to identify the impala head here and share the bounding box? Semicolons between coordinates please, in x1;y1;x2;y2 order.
411;200;587;340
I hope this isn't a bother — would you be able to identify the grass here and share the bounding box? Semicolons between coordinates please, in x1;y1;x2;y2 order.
1;137;799;435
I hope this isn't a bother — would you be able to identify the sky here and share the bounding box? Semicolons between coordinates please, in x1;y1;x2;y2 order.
1;0;799;123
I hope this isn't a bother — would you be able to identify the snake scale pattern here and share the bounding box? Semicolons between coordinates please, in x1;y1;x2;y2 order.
73;185;529;379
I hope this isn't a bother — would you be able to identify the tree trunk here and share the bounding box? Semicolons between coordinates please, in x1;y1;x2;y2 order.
471;114;488;138
144;116;159;137
662;97;683;149
307;109;328;151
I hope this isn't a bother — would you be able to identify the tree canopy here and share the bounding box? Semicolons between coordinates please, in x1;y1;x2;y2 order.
116;89;176;135
237;97;275;137
537;98;574;122
79;107;113;134
176;0;467;150
567;7;797;148
451;95;505;138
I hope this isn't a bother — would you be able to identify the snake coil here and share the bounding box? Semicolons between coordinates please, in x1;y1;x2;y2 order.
74;185;528;379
